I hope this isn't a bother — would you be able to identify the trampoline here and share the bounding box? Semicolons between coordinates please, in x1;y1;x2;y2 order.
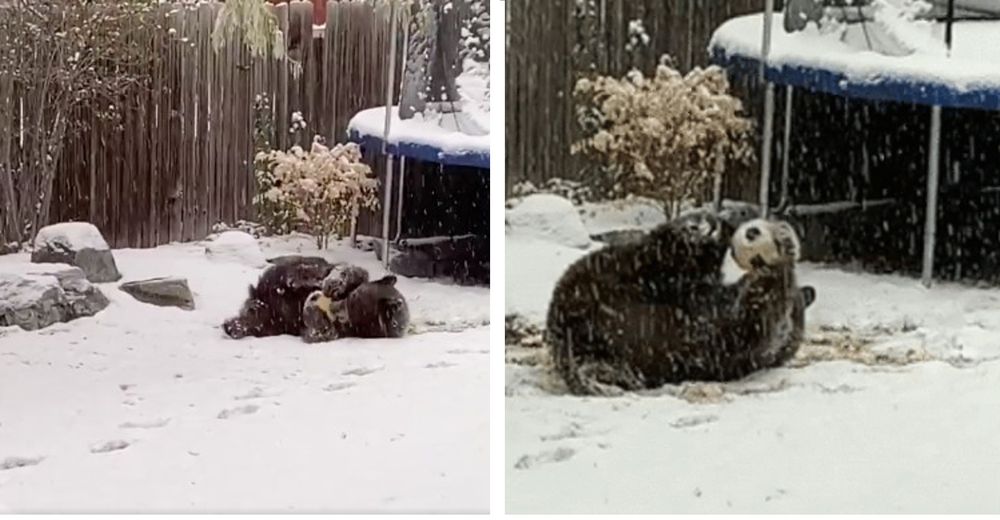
347;105;489;275
710;0;1000;286
340;0;490;281
348;106;489;170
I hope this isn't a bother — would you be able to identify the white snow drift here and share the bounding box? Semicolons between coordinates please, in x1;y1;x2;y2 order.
0;233;489;513
505;200;1000;514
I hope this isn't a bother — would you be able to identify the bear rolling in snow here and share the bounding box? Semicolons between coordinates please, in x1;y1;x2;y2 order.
546;214;815;396
223;257;335;339
301;265;410;343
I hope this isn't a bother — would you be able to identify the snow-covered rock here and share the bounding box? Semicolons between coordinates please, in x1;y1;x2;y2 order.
119;277;195;310
578;198;667;245
204;231;267;268
266;254;329;266
0;264;109;331
31;222;121;283
506;194;592;249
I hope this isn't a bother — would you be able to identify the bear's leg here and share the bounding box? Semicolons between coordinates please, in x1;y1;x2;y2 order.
570;361;646;396
377;297;409;338
224;298;271;339
301;304;339;344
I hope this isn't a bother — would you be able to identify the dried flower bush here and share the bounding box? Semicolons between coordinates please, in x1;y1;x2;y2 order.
572;57;755;218
255;141;379;249
250;94;294;235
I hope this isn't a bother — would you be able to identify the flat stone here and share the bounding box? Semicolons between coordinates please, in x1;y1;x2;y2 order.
119;277;195;310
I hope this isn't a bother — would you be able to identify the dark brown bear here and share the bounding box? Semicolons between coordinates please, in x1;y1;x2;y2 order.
302;265;410;342
546;214;815;396
223;257;335;339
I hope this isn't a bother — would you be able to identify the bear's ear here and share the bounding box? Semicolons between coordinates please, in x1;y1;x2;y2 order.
715;218;736;244
800;286;816;307
772;221;801;263
288;263;334;290
373;275;398;286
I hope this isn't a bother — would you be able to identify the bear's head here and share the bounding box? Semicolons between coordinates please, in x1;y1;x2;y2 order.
673;209;734;243
731;218;801;271
321;264;370;300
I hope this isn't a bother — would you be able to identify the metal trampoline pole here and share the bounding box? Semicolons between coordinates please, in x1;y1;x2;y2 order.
779;85;794;210
759;0;776;218
394;156;406;242
381;2;399;269
382;155;395;269
922;105;942;288
761;85;776;218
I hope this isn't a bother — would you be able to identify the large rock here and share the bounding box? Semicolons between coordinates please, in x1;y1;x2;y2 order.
505;194;591;249
31;222;121;283
204;231;267;268
119;277;195;310
0;264;109;331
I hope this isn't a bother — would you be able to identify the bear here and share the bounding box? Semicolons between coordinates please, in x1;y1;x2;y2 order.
223;257;336;339
301;263;370;343
301;264;410;343
546;214;815;396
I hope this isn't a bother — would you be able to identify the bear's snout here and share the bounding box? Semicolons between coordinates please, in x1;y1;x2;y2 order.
745;226;761;241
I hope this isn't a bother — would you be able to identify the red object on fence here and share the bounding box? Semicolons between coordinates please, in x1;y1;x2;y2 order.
266;0;326;25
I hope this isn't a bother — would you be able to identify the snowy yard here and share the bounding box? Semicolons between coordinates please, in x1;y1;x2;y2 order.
505;198;1000;514
0;234;489;513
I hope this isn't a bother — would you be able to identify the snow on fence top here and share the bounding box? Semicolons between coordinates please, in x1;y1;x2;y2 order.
33;222;110;251
710;13;1000;110
347;106;490;169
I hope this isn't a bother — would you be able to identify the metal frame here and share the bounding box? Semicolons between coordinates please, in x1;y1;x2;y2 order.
380;4;399;269
756;1;947;287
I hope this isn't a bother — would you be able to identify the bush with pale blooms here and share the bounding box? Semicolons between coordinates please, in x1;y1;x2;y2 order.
255;141;379;248
572;57;754;218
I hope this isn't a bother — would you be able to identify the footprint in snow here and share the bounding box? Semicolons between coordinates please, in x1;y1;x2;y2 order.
447;349;489;355
90;440;131;454
341;365;384;377
425;361;456;369
669;415;719;429
322;382;356;392
0;456;44;471
234;387;278;400
513;447;576;470
217;404;260;419
119;418;171;429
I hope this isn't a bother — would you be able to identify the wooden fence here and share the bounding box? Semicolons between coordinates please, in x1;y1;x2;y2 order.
505;0;774;196
22;1;400;248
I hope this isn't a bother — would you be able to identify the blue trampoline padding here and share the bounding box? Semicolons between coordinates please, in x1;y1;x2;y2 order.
711;46;1000;111
347;130;490;170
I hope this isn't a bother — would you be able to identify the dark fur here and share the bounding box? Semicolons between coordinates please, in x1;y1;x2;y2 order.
223;259;335;339
546;216;814;396
343;275;410;338
302;266;410;342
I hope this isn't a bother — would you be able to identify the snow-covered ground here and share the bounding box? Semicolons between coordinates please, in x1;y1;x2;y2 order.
505;197;1000;514
0;233;489;513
